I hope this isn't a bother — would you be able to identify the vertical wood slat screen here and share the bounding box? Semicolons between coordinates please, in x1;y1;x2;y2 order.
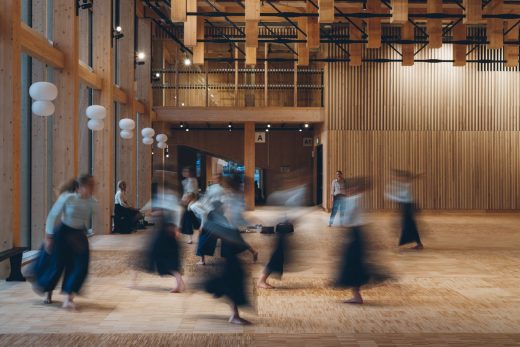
326;33;520;210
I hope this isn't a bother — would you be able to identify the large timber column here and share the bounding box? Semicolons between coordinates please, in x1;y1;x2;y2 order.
244;122;255;210
0;0;22;259
52;0;79;188
118;0;137;205
92;0;114;233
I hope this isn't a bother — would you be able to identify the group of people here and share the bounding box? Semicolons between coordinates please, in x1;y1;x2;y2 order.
28;166;424;324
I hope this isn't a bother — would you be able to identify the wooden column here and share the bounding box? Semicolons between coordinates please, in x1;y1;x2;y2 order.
136;18;153;208
93;0;114;233
117;0;137;205
427;0;442;48
504;20;519;67
245;0;260;66
453;22;466;67
349;19;363;66
193;17;205;65
244;122;255;210
391;0;408;24
486;0;504;49
319;0;334;23
171;0;187;22
307;1;320;49
463;0;481;24
184;0;197;47
367;0;382;49
0;0;22;250
401;22;414;66
52;0;80;189
297;18;309;66
264;43;268;106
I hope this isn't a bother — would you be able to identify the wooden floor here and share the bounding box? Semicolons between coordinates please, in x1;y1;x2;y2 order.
1;209;520;346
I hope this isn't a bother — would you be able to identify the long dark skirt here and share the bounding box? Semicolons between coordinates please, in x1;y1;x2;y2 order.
146;224;181;276
181;209;201;235
336;226;371;288
204;253;248;307
35;224;90;294
398;202;422;246
113;204;139;234
265;233;288;279
196;226;218;257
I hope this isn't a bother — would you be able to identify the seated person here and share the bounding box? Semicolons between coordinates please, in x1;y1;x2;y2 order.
113;180;143;233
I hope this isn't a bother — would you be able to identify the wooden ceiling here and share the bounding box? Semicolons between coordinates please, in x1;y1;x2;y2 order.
141;0;520;67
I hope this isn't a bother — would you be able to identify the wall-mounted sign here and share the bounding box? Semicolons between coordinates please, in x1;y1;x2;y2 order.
303;137;313;146
255;132;266;143
280;166;290;173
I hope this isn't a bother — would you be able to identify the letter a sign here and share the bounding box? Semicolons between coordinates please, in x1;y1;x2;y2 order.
255;132;266;143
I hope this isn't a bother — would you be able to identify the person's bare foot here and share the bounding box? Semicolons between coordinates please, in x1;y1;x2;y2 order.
229;315;252;325
62;300;77;310
196;260;205;265
170;287;183;293
257;282;274;289
43;298;52;304
344;297;363;304
411;244;424;250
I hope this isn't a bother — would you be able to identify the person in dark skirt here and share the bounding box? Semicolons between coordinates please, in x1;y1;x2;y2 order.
113;180;143;233
36;174;97;310
385;170;424;250
195;208;219;265
203;175;258;325
257;233;288;289
180;192;201;244
335;177;388;304
137;187;185;293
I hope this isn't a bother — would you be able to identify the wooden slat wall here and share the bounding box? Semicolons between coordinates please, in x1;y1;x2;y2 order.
326;43;520;210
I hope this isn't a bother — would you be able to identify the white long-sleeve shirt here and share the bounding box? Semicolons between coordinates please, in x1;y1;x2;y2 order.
182;177;199;195
114;190;129;207
45;193;98;234
331;178;346;197
385;181;413;203
342;194;363;227
190;183;224;225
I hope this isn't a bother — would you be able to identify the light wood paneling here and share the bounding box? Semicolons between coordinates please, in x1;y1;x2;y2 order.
0;0;21;252
318;0;334;23
391;0;408;24
52;0;79;195
326;45;520;210
93;0;115;233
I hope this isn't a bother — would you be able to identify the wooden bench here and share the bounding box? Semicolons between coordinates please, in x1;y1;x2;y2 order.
0;247;29;282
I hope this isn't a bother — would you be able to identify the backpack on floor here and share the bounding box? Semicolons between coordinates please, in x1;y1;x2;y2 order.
276;222;294;233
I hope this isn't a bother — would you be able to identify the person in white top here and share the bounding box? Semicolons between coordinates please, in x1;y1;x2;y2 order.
181;167;199;198
113;180;142;233
329;170;347;227
385;170;424;250
38;174;98;310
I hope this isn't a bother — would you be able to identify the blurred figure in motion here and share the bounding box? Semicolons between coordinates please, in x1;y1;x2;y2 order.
180;192;201;244
257;171;308;289
191;173;224;265
335;177;389;304
138;181;185;293
329;170;346;227
203;174;258;325
113;180;143;233
385;170;424;250
35;174;97;310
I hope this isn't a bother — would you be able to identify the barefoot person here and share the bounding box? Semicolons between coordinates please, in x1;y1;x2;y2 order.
36;174;97;310
385;170;424;250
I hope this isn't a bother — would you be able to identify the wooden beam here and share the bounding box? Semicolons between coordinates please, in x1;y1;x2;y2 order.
297;18;309;66
20;23;65;69
245;46;257;65
93;0;115;234
244;122;255;210
401;22;414;66
349;19;363;66
193;17;205;65
453;22;466;66
487;0;504;49
0;0;22;248
53;0;80;188
113;85;129;104
391;0;408;24
463;0;482;24
245;0;261;21
171;0;187;22
184;0;197;47
367;0;382;49
155;106;325;123
134;100;146;114
504;20;519;67
427;0;442;48
136;0;145;18
307;1;320;49
319;0;334;23
78;61;103;90
245;21;259;48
